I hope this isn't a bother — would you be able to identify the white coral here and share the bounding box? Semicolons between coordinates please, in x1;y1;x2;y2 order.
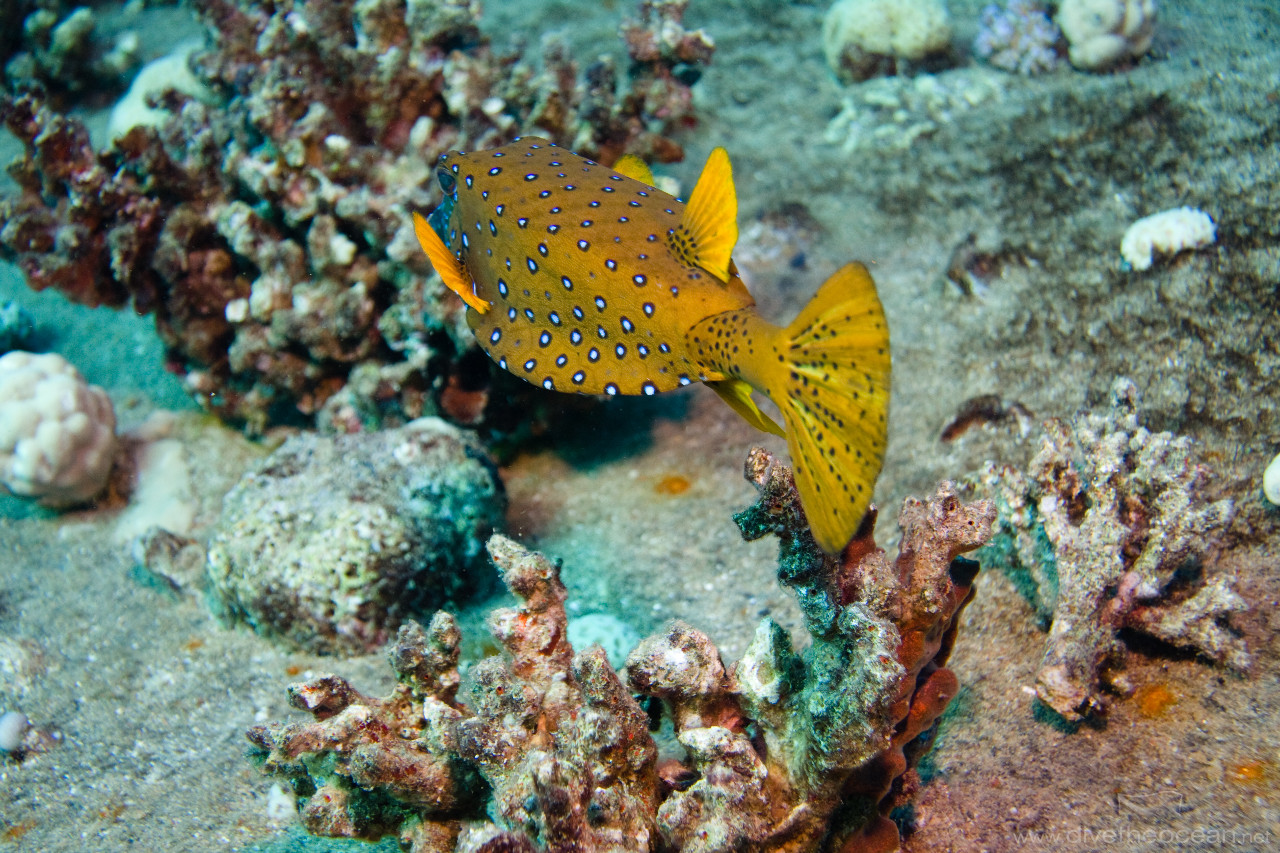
1057;0;1155;71
1120;206;1215;271
823;0;952;81
0;351;117;507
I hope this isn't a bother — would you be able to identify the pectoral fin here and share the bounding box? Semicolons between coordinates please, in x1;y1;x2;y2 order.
413;211;490;314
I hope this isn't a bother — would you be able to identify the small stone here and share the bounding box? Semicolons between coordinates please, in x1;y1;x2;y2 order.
1264;452;1280;505
0;710;29;752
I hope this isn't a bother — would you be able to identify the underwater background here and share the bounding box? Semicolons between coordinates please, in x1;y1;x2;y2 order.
0;0;1277;850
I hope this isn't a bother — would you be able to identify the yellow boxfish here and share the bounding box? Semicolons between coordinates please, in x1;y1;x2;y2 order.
414;137;890;555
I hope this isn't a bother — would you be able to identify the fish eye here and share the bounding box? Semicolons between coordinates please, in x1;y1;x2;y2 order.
437;169;457;195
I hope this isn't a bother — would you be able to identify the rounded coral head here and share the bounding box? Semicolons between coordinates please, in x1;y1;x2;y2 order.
1057;0;1156;71
0;351;117;507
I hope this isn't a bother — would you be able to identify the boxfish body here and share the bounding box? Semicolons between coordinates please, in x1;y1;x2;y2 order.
415;137;891;556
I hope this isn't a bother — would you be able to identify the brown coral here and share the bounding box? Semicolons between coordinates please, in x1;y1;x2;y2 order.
249;449;994;852
0;0;711;434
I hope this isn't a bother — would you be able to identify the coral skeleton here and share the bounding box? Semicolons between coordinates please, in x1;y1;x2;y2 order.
976;379;1247;721
249;448;993;852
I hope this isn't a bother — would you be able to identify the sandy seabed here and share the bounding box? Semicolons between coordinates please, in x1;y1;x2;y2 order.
1;0;1277;850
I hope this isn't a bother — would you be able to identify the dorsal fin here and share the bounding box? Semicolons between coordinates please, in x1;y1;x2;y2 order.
668;147;738;282
612;153;655;186
413;211;491;314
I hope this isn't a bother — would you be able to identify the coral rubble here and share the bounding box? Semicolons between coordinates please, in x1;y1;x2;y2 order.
249;448;994;851
207;418;505;655
0;0;712;434
975;379;1248;721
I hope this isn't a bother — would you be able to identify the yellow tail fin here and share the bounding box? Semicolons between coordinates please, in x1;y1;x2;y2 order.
775;263;891;554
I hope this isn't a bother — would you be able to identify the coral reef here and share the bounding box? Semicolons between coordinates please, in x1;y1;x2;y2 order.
206;418;505;655
974;379;1248;721
248;448;994;851
2;0;140;101
0;0;712;435
1056;0;1156;72
0;350;117;507
822;0;953;83
973;1;1062;75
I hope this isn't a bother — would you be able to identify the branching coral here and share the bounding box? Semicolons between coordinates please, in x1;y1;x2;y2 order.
3;0;140;101
976;378;1248;721
0;0;712;434
249;448;994;852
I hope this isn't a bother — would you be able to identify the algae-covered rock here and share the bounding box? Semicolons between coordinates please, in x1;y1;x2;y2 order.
207;418;504;654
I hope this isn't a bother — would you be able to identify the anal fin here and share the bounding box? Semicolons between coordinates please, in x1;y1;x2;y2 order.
708;378;785;437
413;211;490;314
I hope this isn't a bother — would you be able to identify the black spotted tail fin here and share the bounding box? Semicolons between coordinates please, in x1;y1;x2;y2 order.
774;262;891;555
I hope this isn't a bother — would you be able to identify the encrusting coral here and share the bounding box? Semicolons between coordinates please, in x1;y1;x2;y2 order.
0;0;712;435
974;378;1248;721
248;448;994;852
